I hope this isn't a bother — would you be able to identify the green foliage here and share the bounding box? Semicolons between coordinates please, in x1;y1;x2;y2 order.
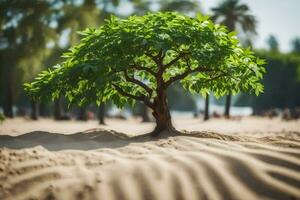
0;0;57;105
267;35;279;52
25;12;265;109
291;37;300;54
236;51;300;110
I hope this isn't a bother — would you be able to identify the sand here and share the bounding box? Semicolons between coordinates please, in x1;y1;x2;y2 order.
1;116;299;136
0;117;300;200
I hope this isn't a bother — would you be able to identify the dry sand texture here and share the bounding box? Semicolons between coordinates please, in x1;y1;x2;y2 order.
1;117;300;137
0;128;300;200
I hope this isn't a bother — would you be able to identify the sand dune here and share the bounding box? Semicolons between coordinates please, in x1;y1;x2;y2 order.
1;130;300;200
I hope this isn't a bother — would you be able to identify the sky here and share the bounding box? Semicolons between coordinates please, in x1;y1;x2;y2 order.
117;0;300;52
201;0;300;52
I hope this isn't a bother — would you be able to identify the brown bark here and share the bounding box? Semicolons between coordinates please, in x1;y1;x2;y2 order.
223;19;234;119
30;100;39;120
53;99;62;120
204;94;209;121
224;94;231;118
151;90;175;136
98;104;105;125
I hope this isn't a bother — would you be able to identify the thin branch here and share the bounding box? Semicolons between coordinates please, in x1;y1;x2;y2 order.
145;52;158;64
163;52;189;70
132;64;156;77
112;83;154;108
164;66;215;87
203;73;229;83
158;49;163;59
161;51;166;61
123;70;153;96
146;50;166;67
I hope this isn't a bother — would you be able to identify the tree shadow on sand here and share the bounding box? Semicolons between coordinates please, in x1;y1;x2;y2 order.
0;128;178;151
1;128;299;151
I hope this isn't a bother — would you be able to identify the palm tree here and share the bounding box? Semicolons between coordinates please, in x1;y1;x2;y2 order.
211;0;257;118
132;0;200;16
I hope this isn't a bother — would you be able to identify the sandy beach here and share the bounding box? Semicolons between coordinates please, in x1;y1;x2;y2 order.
0;117;300;200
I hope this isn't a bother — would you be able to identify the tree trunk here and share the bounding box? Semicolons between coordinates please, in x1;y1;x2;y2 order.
141;104;150;122
151;91;175;136
3;80;13;118
77;107;87;121
30;100;39;120
98;104;105;125
53;99;62;120
223;20;234;119
39;103;49;117
204;94;209;121
224;94;231;118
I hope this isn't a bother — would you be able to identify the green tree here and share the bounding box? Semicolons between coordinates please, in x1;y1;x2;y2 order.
291;37;300;54
267;35;279;52
0;0;57;118
131;0;201;122
47;0;116;121
236;51;300;112
25;12;265;136
211;0;257;117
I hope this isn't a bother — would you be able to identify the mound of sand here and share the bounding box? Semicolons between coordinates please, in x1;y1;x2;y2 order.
1;130;300;200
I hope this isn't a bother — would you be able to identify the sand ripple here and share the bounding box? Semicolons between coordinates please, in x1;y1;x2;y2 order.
1;133;300;200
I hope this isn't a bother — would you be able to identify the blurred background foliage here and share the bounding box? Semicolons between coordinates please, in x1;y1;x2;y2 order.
1;0;300;122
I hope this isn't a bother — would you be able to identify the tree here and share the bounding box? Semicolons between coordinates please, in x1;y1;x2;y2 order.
131;0;201;121
236;50;300;112
53;0;117;121
132;0;200;16
30;100;39;120
291;37;300;54
204;94;209;121
0;0;57;118
267;35;279;52
211;0;257;117
98;104;106;124
25;12;265;136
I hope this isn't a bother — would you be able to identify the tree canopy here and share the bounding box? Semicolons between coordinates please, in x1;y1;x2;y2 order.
25;12;265;134
0;0;58;117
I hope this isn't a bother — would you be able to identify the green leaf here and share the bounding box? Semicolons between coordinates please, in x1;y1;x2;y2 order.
24;12;265;112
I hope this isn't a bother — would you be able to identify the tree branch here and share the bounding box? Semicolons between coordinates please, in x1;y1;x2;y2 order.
112;83;154;108
123;70;153;97
146;50;166;67
132;64;156;77
164;66;215;88
163;52;189;70
145;52;158;64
